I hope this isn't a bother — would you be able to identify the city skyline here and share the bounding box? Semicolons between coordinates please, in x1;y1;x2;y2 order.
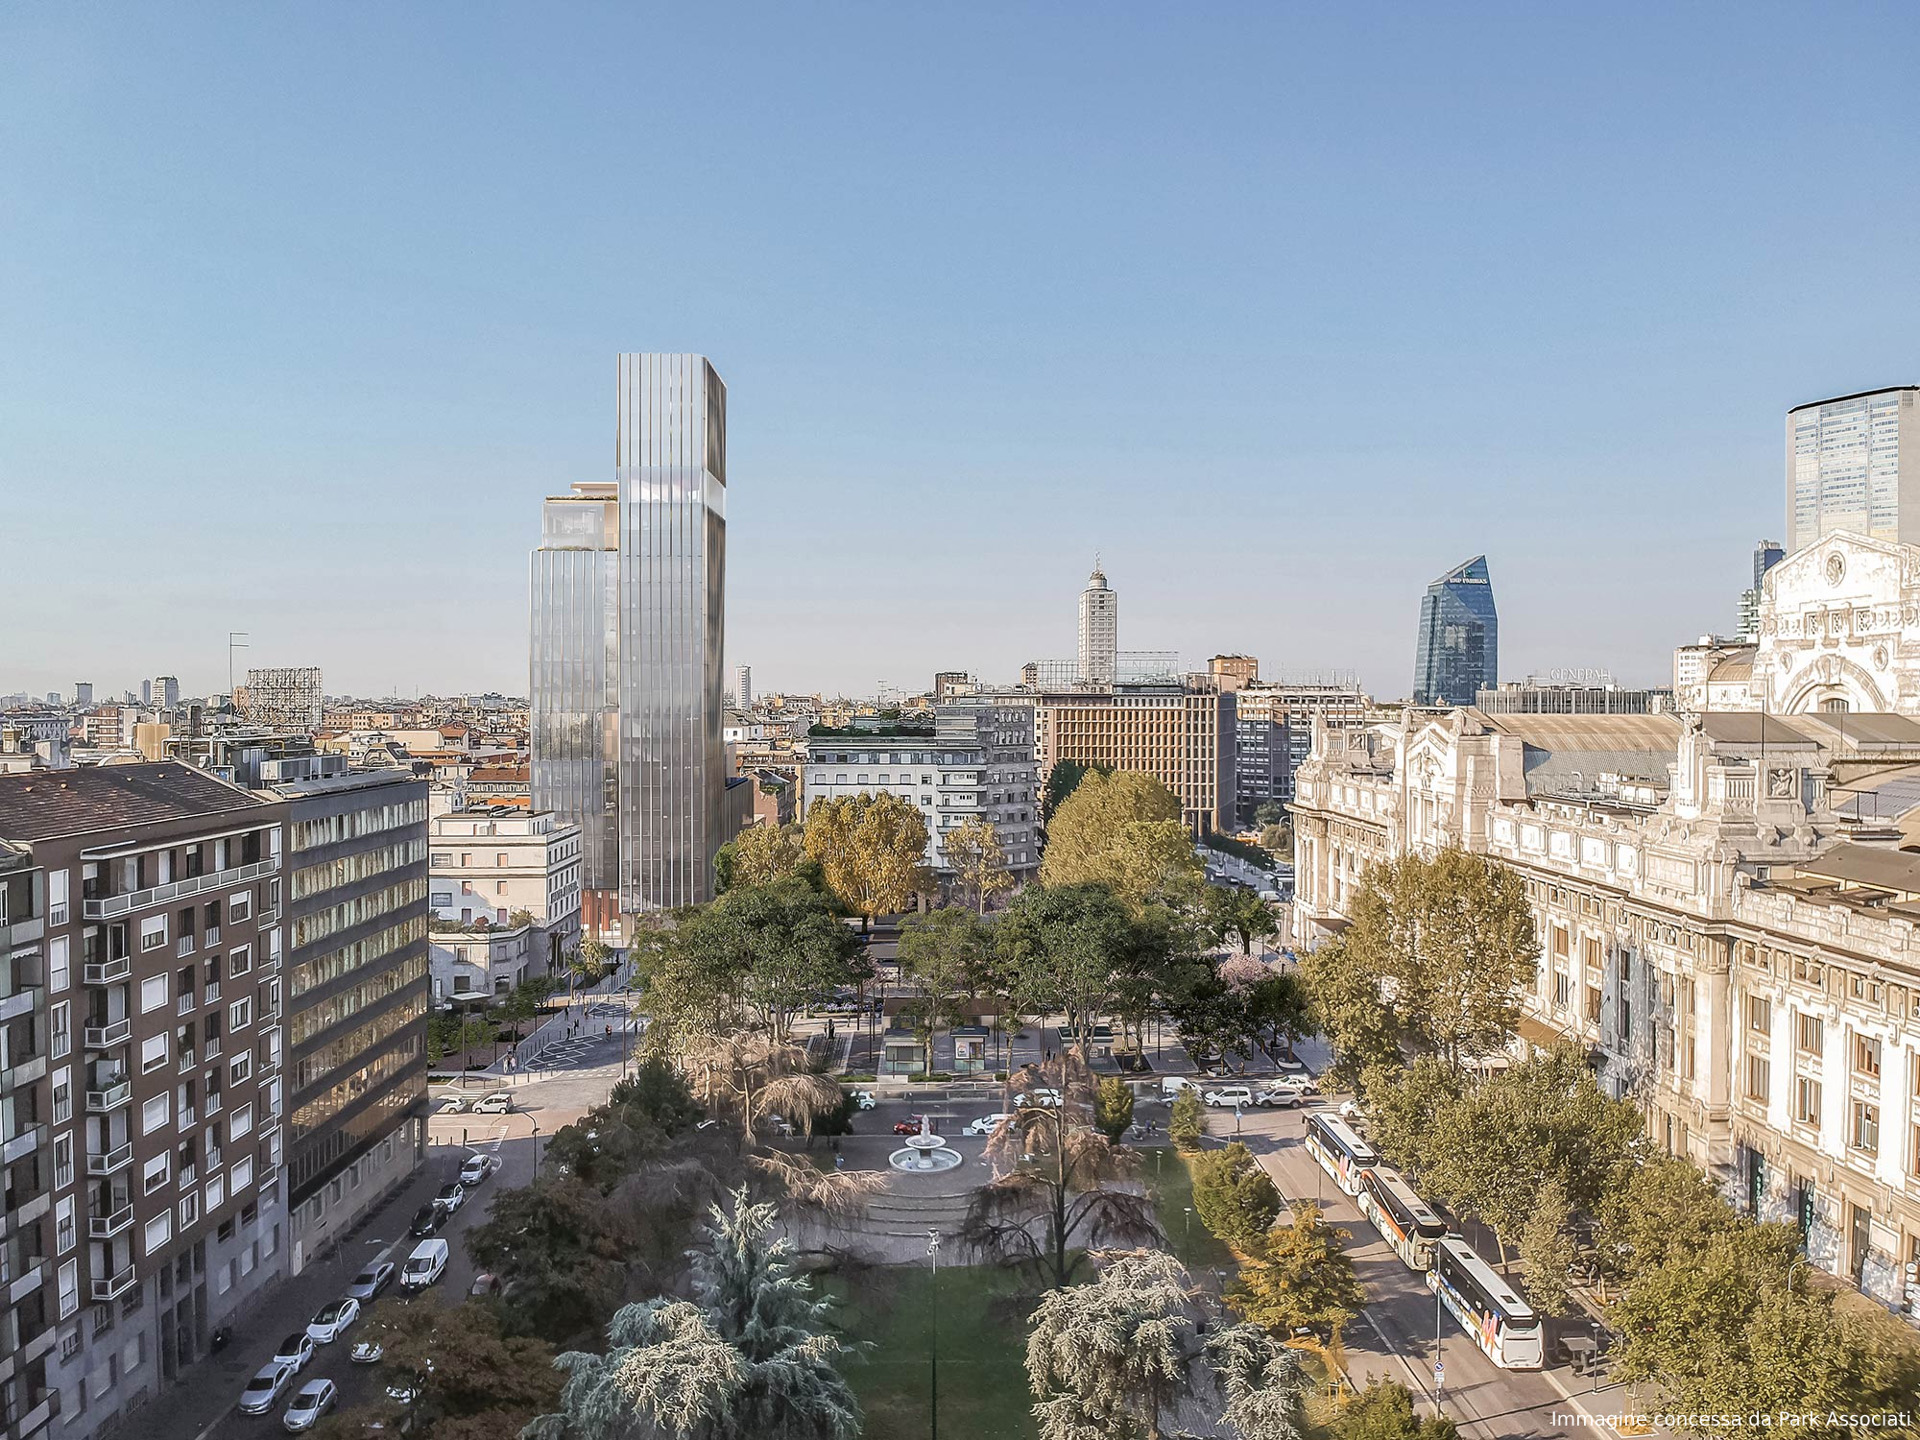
5;6;1919;699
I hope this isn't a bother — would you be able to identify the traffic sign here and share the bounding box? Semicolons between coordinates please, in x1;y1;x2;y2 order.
1433;1362;1444;1383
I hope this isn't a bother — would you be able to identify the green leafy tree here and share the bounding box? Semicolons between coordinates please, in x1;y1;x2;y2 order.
943;815;1015;912
1246;971;1312;1063
1167;965;1258;1073
525;1188;861;1440
995;884;1131;1062
1516;1177;1580;1317
1258;823;1293;858
1340;849;1539;1068
1227;1202;1365;1348
897;906;990;1073
802;791;930;924
1356;1056;1466;1179
1041;759;1106;823
1334;1381;1459;1440
1300;938;1399;1087
1593;1153;1745;1284
365;1298;561;1440
714;822;820;894
1252;802;1289;829
1168;1089;1207;1152
1205;1324;1310;1440
1191;1142;1283;1253
1094;1076;1136;1143
1205;885;1279;954
1040;770;1203;909
1025;1248;1198;1440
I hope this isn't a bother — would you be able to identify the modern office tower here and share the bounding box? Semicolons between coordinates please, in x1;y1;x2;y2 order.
1035;680;1236;833
239;668;324;732
151;676;180;709
1737;539;1786;641
530;481;619;928
73;682;92;707
260;764;428;1271
1229;685;1288;826
1413;556;1498;706
730;665;752;710
1077;560;1118;686
139;680;152;705
0;764;289;1437
1787;387;1920;552
1209;655;1258;693
531;355;729;927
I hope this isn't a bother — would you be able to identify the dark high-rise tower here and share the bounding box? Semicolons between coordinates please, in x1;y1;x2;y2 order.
1413;555;1498;706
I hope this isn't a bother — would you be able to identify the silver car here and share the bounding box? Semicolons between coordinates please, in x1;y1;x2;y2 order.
238;1361;295;1416
282;1379;336;1433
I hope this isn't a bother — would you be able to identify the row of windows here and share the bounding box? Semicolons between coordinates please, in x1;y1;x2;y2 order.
294;997;423;1092
291;799;426;854
289;952;427;1047
290;839;427;901
291;876;426;950
289;1032;422;1140
287;1083;420;1197
288;915;426;999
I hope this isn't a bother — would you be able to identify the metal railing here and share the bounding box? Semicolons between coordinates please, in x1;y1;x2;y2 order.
82;1019;131;1048
84;1082;131;1113
82;856;279;920
88;1267;135;1303
82;957;130;986
84;1143;132;1176
87;1205;133;1239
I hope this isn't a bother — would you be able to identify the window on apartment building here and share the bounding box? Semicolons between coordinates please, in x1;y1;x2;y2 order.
141;1033;168;1073
1746;1055;1770;1103
140;974;167;1014
1852;1100;1880;1155
1585;985;1602;1024
228;997;251;1031
459;853;471;866
51;1000;70;1059
496;853;508;866
229;945;250;977
143;1213;171;1256
496;881;508;895
1798;1013;1824;1054
141;1093;170;1135
1747;995;1771;1033
1619;996;1632;1044
1854;1034;1882;1078
430;852;451;866
1685;1035;1697;1080
52;1070;70;1123
1796;1075;1822;1126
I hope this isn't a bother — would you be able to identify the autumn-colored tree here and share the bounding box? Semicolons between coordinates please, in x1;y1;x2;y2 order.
1334;1381;1459;1440
1040;770;1203;909
1093;1076;1136;1143
802;791;930;924
1228;1202;1366;1349
943;814;1015;912
715;821;818;893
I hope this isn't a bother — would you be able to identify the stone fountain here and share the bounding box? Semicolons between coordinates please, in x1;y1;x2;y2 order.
888;1113;962;1173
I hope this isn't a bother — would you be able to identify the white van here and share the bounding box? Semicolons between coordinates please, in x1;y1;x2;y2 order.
1160;1076;1204;1099
399;1239;449;1292
470;1092;514;1115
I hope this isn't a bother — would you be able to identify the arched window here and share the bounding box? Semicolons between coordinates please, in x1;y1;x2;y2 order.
1821;696;1851;713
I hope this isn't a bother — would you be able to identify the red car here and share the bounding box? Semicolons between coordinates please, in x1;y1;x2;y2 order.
891;1114;933;1136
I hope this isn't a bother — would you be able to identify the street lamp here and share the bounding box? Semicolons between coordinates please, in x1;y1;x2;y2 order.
928;1229;942;1440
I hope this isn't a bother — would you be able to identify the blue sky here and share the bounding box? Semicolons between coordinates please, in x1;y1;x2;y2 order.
4;3;1917;701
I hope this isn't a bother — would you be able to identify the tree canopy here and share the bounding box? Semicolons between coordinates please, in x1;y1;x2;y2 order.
1040;770;1203;909
943;814;1015;912
802;792;930;921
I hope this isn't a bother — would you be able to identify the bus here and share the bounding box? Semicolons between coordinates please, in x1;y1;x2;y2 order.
1429;1236;1544;1370
1358;1168;1449;1271
1303;1113;1378;1197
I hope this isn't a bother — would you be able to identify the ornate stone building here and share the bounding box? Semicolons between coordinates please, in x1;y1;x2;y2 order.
1291;531;1920;1322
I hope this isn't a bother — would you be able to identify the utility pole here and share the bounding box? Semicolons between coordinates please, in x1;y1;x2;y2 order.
927;1229;942;1440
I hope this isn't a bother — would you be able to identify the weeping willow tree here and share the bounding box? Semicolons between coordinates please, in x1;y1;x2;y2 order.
524;1187;861;1440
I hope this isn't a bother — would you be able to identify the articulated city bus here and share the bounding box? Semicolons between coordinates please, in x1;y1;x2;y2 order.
1358;1167;1449;1271
1303;1113;1378;1197
1429;1236;1544;1370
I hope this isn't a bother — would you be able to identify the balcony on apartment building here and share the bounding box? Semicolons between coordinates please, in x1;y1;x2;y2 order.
0;954;42;1029
86;1185;132;1240
82;851;278;921
81;926;130;986
83;1143;130;1178
84;1060;130;1114
81;1016;130;1050
88;1265;135;1303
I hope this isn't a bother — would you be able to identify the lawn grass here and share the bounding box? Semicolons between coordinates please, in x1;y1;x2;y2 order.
826;1263;1039;1440
1143;1144;1239;1277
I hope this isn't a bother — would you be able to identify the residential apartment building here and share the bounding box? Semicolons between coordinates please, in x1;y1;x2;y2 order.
427;809;581;967
798;702;1041;884
428;920;535;1005
1;842;57;1440
0;764;288;1438
1035;681;1235;834
1289;530;1920;1323
262;766;428;1273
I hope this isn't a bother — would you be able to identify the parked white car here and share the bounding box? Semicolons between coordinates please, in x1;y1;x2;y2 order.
1338;1098;1367;1122
459;1153;496;1186
849;1090;877;1110
471;1091;514;1114
1203;1086;1255;1108
305;1297;361;1344
964;1113;1012;1136
282;1379;336;1433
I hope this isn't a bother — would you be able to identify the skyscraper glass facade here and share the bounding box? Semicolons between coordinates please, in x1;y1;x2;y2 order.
615;353;727;912
1413;555;1497;707
529;483;620;895
1788;388;1919;552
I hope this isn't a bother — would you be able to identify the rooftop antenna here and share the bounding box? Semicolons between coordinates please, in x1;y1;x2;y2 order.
228;632;249;702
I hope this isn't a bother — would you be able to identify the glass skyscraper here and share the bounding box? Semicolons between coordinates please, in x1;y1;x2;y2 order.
530;355;727;922
1787;387;1920;553
1413;555;1497;707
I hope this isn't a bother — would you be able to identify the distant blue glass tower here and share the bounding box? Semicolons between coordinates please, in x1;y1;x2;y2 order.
1413;556;1497;706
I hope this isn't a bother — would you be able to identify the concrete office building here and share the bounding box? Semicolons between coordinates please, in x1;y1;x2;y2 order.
260;764;428;1274
1227;685;1289;827
72;684;92;709
1035;681;1235;834
730;665;752;710
0;764;288;1439
531;355;729;927
1738;539;1785;642
149;680;179;711
1787;388;1920;553
1076;562;1117;687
